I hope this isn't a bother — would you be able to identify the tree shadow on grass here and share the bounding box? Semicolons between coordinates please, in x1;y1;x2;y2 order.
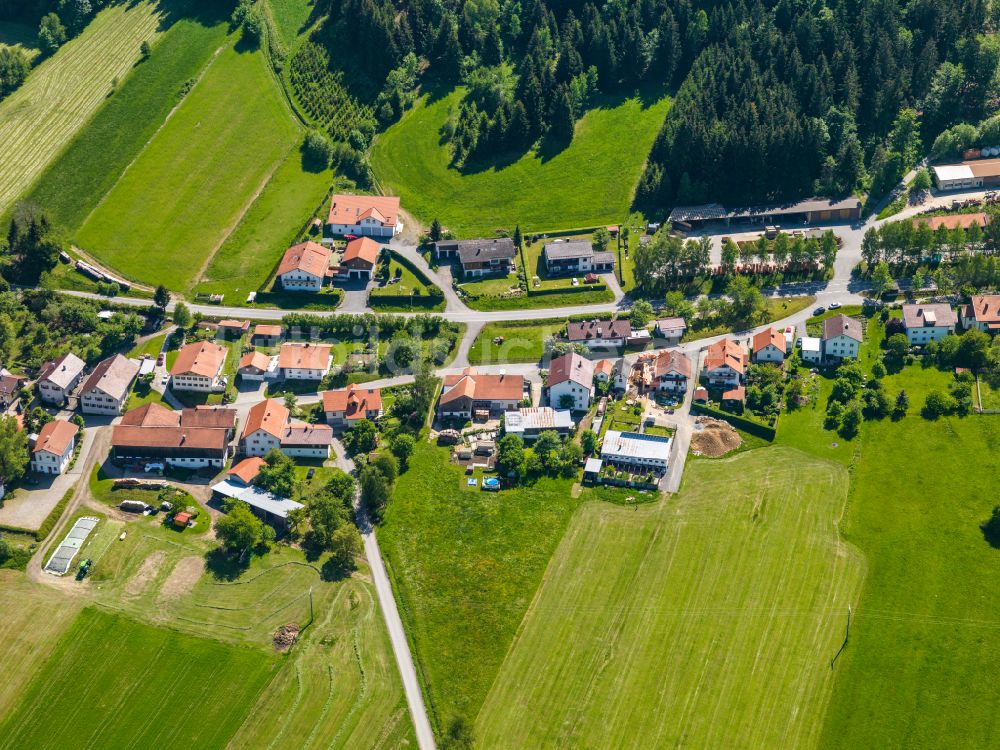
980;508;1000;549
204;546;249;581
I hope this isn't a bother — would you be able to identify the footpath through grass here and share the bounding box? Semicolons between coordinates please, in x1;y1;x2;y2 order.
25;8;230;232
820;415;1000;749
0;1;172;216
0;607;277;750
377;441;581;731
372;87;670;237
76;43;300;290
476;448;863;748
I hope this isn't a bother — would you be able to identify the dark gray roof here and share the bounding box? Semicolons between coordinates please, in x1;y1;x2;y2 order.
592;251;616;265
437;238;516;265
668;204;728;222
543;240;596;261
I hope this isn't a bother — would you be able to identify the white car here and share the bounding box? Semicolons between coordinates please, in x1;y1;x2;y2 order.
144;463;164;474
829;302;841;309
161;374;169;384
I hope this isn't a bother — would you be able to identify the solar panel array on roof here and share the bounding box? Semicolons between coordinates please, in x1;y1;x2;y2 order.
44;516;99;575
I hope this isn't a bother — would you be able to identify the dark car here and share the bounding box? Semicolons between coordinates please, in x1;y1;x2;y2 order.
306;468;315;480
813;306;826;315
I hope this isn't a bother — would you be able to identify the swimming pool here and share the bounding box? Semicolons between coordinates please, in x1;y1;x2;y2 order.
482;477;500;491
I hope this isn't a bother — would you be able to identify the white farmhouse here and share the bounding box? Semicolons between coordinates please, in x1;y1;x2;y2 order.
752;328;786;364
547;352;594;410
902;304;957;345
31;420;78;475
277;241;331;292
327;194;402;238
822;315;863;360
36;353;86;405
170;341;227;392
78;354;140;415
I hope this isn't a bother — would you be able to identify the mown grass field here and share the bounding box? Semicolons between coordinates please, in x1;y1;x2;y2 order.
25;9;230;231
371;87;671;237
0;1;172;216
819;403;1000;748
266;0;318;48
192;149;334;302
76;43;300;291
378;441;581;730
476;448;864;748
468;319;568;365
0;607;277;750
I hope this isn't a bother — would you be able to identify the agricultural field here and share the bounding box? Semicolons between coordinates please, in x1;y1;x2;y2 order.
0;22;40;62
371;88;671;237
378;442;580;730
0;608;277;750
265;0;318;48
820;415;1000;748
0;1;172;216
191;150;335;304
476;448;864;748
76;43;300;291
24;9;230;232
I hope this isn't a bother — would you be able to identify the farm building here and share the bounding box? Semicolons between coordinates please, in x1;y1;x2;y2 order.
211;480;304;529
932;158;1000;190
326;194;402;238
601;430;671;472
252;324;283;345
668;197;861;230
339;237;380;280
78;354;141;415
111;403;236;469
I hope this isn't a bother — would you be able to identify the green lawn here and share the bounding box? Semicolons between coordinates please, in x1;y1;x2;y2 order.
377;441;581;730
371;87;671;237
369;252;444;311
476;448;863;748
468;319;568;365
24;10;230;232
76;43;301;291
977;376;1000;411
192;148;334;303
0;608;277;750
820;415;1000;749
683;296;817;343
265;0;317;48
0;1;172;216
128;332;169;359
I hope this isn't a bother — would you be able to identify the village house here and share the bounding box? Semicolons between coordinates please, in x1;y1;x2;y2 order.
653;317;687;345
800;336;822;364
902;304;957;345
960;295;1000;334
321;385;383;429
600;430;670;472
277;241;331;292
542;240;615;275
752;328;787;364
240;398;332;458
326;194;402;238
0;373;24;409
278;343;332;380
252;324;283;346
547;352;595;411
340;237;380;281
227;456;265;485
237;351;277;381
78;354;141;415
439;367;525;420
566;319;630;350
703;339;748;388
111;403;236;469
593;359;616;383
170;341;228;392
31;420;78;475
653;350;692;394
36;353;86;405
503;407;574;441
722;385;746;412
434;238;517;278
822;314;863;360
217;320;250;339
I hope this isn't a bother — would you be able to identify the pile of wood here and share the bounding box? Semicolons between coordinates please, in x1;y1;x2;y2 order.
114;478;166;490
273;624;300;652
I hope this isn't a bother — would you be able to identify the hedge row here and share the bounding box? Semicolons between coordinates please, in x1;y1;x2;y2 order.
526;282;609;299
386;249;438;289
692;403;777;441
35;487;75;541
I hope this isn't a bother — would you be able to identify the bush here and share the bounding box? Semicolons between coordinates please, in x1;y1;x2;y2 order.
302;129;334;169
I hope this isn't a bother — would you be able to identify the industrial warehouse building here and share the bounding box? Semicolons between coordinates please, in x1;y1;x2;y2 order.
668;197;862;231
932;158;1000;191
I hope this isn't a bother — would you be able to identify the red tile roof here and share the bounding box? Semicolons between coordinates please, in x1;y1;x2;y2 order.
242;398;289;441
253;324;282;338
752;327;786;354
966;295;1000;325
342;237;380;267
277;343;332;371
441;368;524;405
33;420;77;456
321;385;382;419
229;456;265;485
121;402;179;427
327;194;400;227
548;352;594;387
723;386;746;402
654;350;692;378
238;351;272;372
704;339;748;375
170;341;227;379
277;241;331;278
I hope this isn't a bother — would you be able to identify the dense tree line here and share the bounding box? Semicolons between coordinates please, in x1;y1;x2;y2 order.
638;0;998;206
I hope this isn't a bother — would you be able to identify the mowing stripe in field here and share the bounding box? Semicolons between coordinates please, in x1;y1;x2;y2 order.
0;607;277;750
0;1;170;215
75;43;301;291
475;447;864;749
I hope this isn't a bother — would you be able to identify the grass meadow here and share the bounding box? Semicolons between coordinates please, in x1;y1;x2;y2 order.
819;405;1000;748
476;448;863;748
266;0;319;48
191;149;334;302
468;319;568;365
377;441;581;730
371;87;671;237
25;10;230;231
0;608;277;750
0;1;171;216
76;43;300;291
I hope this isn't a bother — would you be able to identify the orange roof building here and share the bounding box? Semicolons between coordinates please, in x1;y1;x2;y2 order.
752;327;786;362
169;341;227;390
252;324;282;342
961;294;1000;333
31;420;78;474
341;237;380;278
112;403;236;469
228;456;265;485
327;194;402;238
242;399;290;443
322;385;383;426
237;351;275;380
277;241;331;291
703;339;748;387
913;212;989;231
439;367;525;418
277;343;332;379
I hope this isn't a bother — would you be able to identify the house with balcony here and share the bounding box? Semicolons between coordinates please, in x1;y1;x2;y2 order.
822;315;863;360
902;304;957;345
703;339;748;388
434;238;516;278
327;194;402;238
542;240;615;275
277;241;331;292
79;354;140;415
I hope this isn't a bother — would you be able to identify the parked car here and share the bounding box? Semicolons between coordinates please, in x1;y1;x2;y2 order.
157;353;165;366
306;468;315;480
813;306;826;315
829;302;841;309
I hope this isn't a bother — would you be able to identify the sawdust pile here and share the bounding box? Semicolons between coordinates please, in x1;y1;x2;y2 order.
691;418;742;457
273;624;301;652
